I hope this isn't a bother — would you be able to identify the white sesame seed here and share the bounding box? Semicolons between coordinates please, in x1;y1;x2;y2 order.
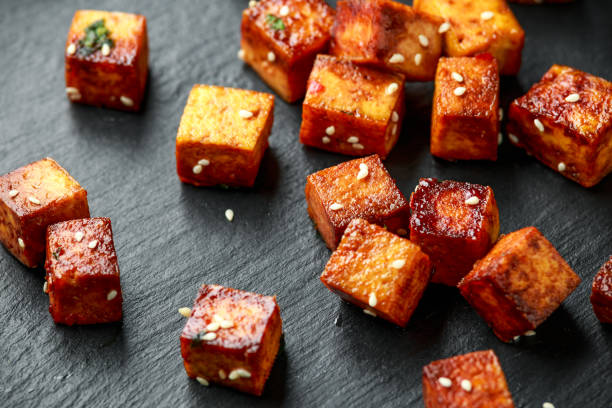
534;119;545;132
329;203;343;211
356;163;369;180
347;136;359;144
28;196;41;205
206;322;220;332
43;281;49;293
542;403;555;408
74;231;84;242
565;93;580;103
557;162;566;172
438;377;452;388
498;132;503;145
509;133;519;144
238;49;245;60
388;53;405;64
481;11;494;20
392;111;399;122
513;335;521;341
178;307;192;317
238;109;253;119
229;368;251;380
322;136;331;144
107;290;118;301
101;43;111;56
218;370;227;380
353;143;364;150
249;0;257;7
368;293;377;307
386;82;399;95
267;51;276;62
461;379;472;392
192;164;203;174
88;240;98;249
202;332;217;341
397;228;407;236
279;5;289;16
465;196;480;206
414;53;422;66
392;124;397;135
198;159;210;166
220;320;234;329
418;34;429;47
524;330;536;336
213;314;223;322
120;96;134;107
453;87;466;96
499;108;504;121
438;22;451;33
363;309;377;317
225;209;234;222
196;377;210;386
325;126;335;136
66;43;76;55
391;259;406;269
18;238;25;248
451;72;463;83
66;87;81;100
8;190;19;198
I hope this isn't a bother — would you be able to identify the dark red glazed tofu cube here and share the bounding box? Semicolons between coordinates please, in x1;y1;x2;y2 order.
431;54;500;161
0;158;90;268
410;178;500;287
45;218;122;325
422;350;515;408
321;218;431;326
65;10;148;111
299;55;406;158
241;0;335;102
591;256;612;323
305;155;410;250
180;284;282;396
459;227;581;342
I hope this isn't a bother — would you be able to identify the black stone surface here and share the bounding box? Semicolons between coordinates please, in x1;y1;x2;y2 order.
0;1;611;407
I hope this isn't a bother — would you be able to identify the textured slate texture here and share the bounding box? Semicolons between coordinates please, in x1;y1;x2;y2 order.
0;0;611;407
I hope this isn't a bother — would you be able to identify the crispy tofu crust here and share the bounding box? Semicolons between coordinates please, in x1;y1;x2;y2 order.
241;0;335;102
321;218;431;326
175;85;274;187
299;55;405;158
591;256;612;323
331;0;443;81
459;227;581;342
507;65;612;187
45;218;122;325
180;284;282;396
0;158;90;268
65;10;148;111
422;350;515;408
509;0;573;3
413;0;524;76
410;178;500;286
305;155;410;250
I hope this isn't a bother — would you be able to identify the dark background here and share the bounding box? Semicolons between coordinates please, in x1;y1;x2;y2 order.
0;0;610;407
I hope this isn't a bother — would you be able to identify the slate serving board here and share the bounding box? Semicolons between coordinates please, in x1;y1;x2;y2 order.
1;0;611;407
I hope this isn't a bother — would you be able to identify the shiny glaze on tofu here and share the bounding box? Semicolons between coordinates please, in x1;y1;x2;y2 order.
65;10;148;111
0;158;90;268
431;54;500;161
422;350;515;408
180;284;282;396
331;0;443;81
413;0;524;76
241;0;335;102
591;256;612;323
299;55;406;158
305;155;410;250
45;218;122;325
507;65;612;187
410;178;499;286
321;218;431;326
175;85;274;187
459;227;581;342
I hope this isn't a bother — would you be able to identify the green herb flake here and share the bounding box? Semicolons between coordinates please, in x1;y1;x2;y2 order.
52;247;62;260
265;14;285;31
77;19;114;56
191;331;208;348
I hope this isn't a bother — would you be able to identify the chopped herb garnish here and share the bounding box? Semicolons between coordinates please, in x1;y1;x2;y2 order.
77;19;114;56
266;14;285;31
52;247;62;260
191;331;208;348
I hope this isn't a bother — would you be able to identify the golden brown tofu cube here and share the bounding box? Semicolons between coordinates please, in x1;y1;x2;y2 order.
65;10;148;111
0;158;90;268
458;227;581;342
509;0;573;3
305;155;410;250
591;256;612;323
422;350;515;408
413;0;525;76
175;85;274;187
241;0;335;102
331;0;443;81
321;218;431;326
507;65;612;187
431;54;500;161
299;55;406;158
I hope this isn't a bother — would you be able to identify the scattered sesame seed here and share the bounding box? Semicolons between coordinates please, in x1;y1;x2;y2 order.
206;322;220;332
524;330;536;336
565;93;580;103
542;403;555;408
326;126;335;136
368;293;377;307
101;43;111;56
363;309;377;317
120;96;134;107
198;159;210;166
178;307;191;317
465;196;480;206
534;118;545;132
392;124;398;135
481;11;494;20
347;136;359;144
322;136;331;144
74;231;84;242
238;49;245;60
397;228;407;236
414;53;422;66
353;143;364;150
88;240;98;249
509;133;519;144
557;162;567;172
196;377;209;386
279;5;289;16
391;259;406;269
18;238;25;248
225;209;234;222
107;290;118;301
438;22;451;33
249;0;257;7
386;83;399;95
499;108;504;121
453;87;466;96
219;370;227;380
213;314;223;322
66;87;81;100
451;72;463;83
418;34;429;47
392;111;399;122
356;163;369;180
329;203;343;211
267;51;276;62
192;164;203;174
513;335;521;341
229;368;251;380
389;53;405;64
461;379;472;392
438;377;452;388
498;132;503;145
220;320;234;329
43;281;49;293
66;43;76;55
202;332;217;341
9;190;19;198
28;196;41;205
238;109;253;119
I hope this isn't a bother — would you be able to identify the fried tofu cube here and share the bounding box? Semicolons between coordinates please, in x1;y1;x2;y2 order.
413;0;525;76
422;350;515;408
507;65;612;187
299;55;406;158
175;85;274;187
458;227;581;342
180;284;282;396
0;158;90;268
431;54;500;161
509;0;573;3
591;256;612;323
45;218;122;325
410;178;500;286
330;0;443;81
320;218;431;326
241;0;335;102
305;155;410;250
65;10;148;111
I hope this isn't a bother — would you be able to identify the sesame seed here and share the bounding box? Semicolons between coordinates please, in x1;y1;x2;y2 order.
542;403;555;408
534;118;545;132
225;209;234;222
513;335;521;341
498;132;503;145
178;307;191;317
198;159;210;166
238;109;253;119
120;96;134;107
368;293;377;307
451;72;463;83
391;259;406;269
453;87;466;96
43;281;49;293
28;196;41;205
326;126;335;136
386;83;399;95
465;196;480;206
347;136;359;144
202;332;217;341
524;330;536;336
107;290;118;301
88;240;98;249
392;111;399;122
74;231;84;242
238;49;245;60
218;370;227;380
388;53;405;64
228;368;251;380
565;93;580;103
192;164;203;174
397;228;407;236
249;0;257;7
509;133;519;144
353;143;364;150
8;190;19;198
66;43;76;55
356;163;369;180
329;203;343;211
18;238;25;248
279;5;289;16
438;22;451;33
213;314;223;322
461;379;472;392
557;162;566;172
499;108;504;121
438;377;452;387
363;309;377;317
322;136;331;144
206;322;220;331
101;43;111;56
220;320;234;329
481;11;494;20
66;87;81;100
418;34;429;47
414;53;422;66
196;377;209;386
267;51;276;62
